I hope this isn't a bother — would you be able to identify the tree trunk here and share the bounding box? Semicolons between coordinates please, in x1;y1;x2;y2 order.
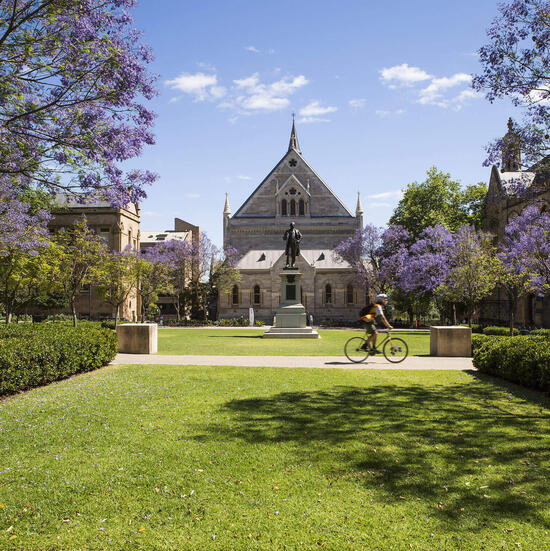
114;306;119;328
70;298;77;327
407;306;414;328
6;311;12;324
453;303;457;325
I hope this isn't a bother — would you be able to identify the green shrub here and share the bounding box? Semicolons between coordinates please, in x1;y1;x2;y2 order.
0;323;117;396
459;323;482;333
472;335;550;391
483;326;520;336
530;329;550;337
254;320;265;327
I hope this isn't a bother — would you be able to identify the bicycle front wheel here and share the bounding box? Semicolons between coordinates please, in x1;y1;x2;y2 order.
383;337;408;363
345;337;369;363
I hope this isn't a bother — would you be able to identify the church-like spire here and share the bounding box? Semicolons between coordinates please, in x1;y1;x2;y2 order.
502;117;521;172
356;191;363;215
223;192;231;215
288;114;301;154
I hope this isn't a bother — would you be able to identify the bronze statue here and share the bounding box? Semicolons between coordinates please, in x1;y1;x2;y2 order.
283;222;302;268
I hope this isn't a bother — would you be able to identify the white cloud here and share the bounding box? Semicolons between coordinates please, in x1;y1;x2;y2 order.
367;190;403;200
237;174;252;180
418;73;472;106
348;98;366;109
375;109;405;118
245;46;260;53
230;73;309;112
379;63;432;88
165;72;225;102
298;117;331;124
168;70;309;115
299;100;338;117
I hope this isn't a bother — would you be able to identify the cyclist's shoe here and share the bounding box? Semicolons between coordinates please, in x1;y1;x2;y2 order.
360;343;369;351
369;348;381;355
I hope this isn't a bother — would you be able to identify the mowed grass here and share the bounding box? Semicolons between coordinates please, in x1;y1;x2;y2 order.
158;328;430;356
1;366;550;550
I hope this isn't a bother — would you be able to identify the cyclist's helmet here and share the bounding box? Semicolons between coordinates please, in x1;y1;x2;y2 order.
375;294;388;302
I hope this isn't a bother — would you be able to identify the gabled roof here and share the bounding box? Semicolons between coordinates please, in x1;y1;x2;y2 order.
490;165;536;196
233;126;354;218
237;249;351;270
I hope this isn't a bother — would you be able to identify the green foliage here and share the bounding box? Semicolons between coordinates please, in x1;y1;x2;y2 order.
0;323;117;395
531;329;550;337
473;335;550;391
460;323;483;333
483;326;520;336
390;166;488;236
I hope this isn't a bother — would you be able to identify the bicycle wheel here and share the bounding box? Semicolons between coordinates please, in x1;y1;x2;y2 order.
345;337;369;363
383;337;408;363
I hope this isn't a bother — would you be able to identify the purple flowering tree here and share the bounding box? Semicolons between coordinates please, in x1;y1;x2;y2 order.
503;204;550;294
334;225;386;296
0;182;51;322
437;226;498;326
0;0;157;206
473;0;550;170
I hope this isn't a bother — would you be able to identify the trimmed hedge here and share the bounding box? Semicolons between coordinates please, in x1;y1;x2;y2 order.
0;323;117;396
472;335;550;392
483;326;520;336
531;329;550;337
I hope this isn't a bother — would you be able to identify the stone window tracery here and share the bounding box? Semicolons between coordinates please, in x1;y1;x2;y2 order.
325;283;332;304
232;284;240;306
281;199;287;216
290;199;296;215
253;284;261;305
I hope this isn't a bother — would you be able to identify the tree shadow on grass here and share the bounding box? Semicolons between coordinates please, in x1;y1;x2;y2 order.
197;377;550;531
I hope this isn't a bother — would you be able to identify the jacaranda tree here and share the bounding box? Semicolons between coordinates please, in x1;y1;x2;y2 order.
474;0;550;170
0;0;157;206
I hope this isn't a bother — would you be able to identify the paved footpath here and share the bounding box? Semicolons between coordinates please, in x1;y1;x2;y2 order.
112;354;474;370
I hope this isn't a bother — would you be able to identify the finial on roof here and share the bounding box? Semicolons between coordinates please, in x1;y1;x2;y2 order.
288;116;301;154
356;191;363;214
223;192;231;215
507;117;514;133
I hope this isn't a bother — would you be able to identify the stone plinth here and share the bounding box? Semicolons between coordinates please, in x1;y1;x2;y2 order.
117;323;158;354
430;326;471;357
264;269;319;339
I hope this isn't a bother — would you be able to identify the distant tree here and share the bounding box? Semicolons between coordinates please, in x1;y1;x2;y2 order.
96;250;139;326
390;167;487;237
0;0;157;206
137;247;172;322
473;0;550;170
207;245;241;319
52;217;108;326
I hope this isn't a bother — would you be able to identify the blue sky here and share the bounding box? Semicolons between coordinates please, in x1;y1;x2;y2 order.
131;0;512;246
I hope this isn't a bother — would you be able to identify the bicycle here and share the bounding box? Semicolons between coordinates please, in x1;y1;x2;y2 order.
344;329;408;364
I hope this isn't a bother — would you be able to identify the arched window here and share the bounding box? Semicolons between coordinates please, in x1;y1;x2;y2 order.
290;199;296;215
346;284;354;304
253;284;261;305
325;283;332;304
232;284;239;306
281;199;287;216
299;198;305;215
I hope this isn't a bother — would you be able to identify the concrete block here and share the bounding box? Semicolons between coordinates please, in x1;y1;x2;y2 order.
117;323;158;354
430;326;471;357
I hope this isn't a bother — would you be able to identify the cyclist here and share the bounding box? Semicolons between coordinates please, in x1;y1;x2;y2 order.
358;294;393;354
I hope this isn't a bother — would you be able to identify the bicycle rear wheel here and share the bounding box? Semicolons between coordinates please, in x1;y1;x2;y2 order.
345;337;369;363
383;337;408;363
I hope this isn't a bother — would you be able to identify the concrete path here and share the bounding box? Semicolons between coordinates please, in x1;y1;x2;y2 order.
112;354;474;370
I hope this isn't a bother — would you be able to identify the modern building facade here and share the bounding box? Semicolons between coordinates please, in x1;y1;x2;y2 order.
219;122;366;323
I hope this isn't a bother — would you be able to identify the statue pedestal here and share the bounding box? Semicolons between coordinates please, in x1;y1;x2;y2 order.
263;269;319;339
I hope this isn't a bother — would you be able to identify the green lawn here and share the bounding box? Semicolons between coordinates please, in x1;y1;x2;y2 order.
1;365;550;550
158;328;430;356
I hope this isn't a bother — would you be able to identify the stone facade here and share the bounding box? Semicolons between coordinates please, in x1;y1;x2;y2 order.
481;120;550;328
219;122;366;323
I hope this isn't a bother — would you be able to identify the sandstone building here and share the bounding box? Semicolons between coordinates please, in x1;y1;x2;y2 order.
46;195;141;321
219;122;366;323
481;119;550;328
